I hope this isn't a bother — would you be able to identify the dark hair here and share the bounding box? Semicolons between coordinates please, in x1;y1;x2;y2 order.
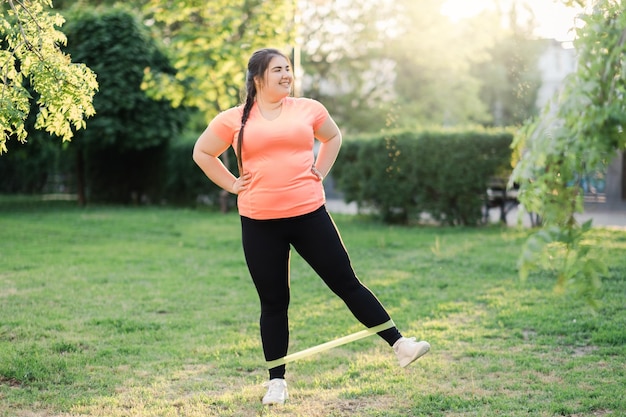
236;48;291;174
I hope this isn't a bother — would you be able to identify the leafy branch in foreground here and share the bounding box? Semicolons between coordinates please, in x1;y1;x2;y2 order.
511;0;626;303
517;220;607;307
0;0;98;154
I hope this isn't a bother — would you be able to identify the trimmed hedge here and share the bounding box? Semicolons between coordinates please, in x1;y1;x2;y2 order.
164;136;237;209
0;139;57;194
1;128;513;220
332;130;514;225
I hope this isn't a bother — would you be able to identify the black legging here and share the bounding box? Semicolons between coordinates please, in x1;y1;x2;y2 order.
241;205;402;379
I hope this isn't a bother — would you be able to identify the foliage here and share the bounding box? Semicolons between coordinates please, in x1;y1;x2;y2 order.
299;0;499;132
60;6;188;203
62;6;186;151
141;0;295;118
163;132;235;206
0;135;58;193
382;0;492;128
471;17;544;127
297;0;396;133
0;0;98;154
511;0;626;301
52;0;120;8
518;220;608;307
333;130;513;225
0;0;556;161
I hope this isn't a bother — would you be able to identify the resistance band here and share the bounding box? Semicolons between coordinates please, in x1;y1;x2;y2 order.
266;319;395;369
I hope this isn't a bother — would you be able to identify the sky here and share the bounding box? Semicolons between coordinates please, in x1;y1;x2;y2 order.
440;0;584;41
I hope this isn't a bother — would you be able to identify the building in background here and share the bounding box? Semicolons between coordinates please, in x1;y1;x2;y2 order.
536;39;625;208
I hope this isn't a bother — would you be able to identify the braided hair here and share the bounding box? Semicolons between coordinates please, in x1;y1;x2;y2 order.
236;48;290;174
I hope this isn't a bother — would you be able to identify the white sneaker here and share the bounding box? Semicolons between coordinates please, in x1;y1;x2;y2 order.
393;337;430;367
262;378;288;405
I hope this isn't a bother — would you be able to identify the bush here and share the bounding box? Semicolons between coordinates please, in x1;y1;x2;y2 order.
61;7;189;204
0;139;57;194
332;129;513;225
164;133;237;208
85;144;169;204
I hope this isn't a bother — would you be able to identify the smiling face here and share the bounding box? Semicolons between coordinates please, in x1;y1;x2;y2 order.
254;55;293;101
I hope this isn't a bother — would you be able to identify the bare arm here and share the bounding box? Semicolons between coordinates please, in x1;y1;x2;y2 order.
192;126;251;194
312;115;342;180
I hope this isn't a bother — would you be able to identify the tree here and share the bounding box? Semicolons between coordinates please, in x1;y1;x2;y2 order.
138;0;294;211
140;0;295;117
52;0;119;8
294;0;503;133
511;0;626;303
0;0;97;154
61;6;188;204
297;0;396;133
471;2;543;127
382;0;491;128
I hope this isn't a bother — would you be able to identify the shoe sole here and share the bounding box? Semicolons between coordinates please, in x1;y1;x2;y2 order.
400;342;430;368
262;392;289;405
262;399;287;405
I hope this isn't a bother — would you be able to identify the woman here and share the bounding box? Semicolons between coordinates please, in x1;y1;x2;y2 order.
193;48;429;405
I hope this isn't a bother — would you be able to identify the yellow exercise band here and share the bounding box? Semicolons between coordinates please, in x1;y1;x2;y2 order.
266;319;395;369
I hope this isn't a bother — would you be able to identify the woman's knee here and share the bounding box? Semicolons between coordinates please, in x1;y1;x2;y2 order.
259;292;290;313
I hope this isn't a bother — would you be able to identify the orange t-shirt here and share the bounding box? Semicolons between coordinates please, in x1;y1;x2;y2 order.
209;97;329;220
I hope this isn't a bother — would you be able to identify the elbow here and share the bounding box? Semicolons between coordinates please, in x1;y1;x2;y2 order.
192;144;203;165
324;133;342;146
329;133;342;149
330;130;342;145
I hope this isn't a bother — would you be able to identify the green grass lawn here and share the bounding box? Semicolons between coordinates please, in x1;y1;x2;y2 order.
1;197;625;417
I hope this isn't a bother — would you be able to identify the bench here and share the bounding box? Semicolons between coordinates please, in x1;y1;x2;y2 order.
483;178;519;225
